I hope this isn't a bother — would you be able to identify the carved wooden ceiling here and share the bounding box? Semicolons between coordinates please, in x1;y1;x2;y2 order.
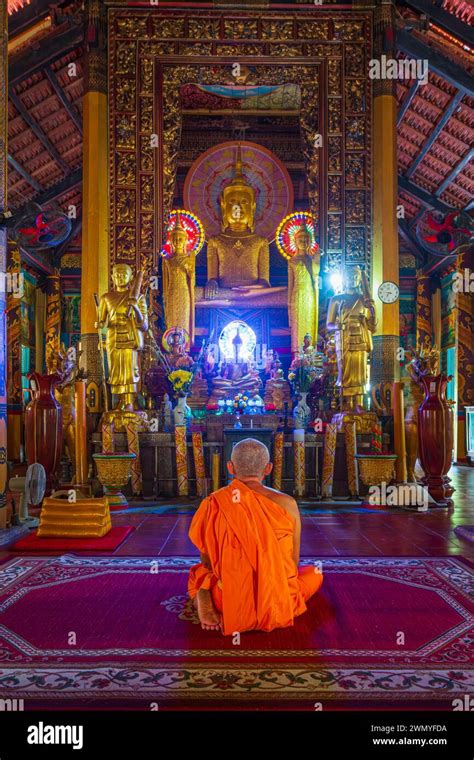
6;0;473;276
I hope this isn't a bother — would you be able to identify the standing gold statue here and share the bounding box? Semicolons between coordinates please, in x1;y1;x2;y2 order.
287;224;321;355
96;264;148;411
48;344;79;472
162;212;195;342
205;145;276;300
326;266;376;411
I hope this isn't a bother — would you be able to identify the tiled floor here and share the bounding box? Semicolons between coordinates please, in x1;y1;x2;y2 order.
1;466;473;561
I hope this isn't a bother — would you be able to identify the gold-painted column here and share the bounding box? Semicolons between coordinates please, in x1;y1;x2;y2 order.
79;0;109;405
371;1;400;386
0;0;8;518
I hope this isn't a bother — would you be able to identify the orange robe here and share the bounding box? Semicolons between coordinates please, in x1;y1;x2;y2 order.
188;480;323;635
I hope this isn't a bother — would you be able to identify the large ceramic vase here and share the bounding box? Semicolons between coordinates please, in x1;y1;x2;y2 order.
405;381;425;482
173;394;192;427
293;391;311;429
417;374;454;507
25;372;63;494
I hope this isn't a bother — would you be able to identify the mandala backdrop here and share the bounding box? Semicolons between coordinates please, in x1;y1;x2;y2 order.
183;141;294;241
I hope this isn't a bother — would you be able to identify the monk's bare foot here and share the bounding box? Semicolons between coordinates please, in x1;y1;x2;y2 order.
196;589;221;631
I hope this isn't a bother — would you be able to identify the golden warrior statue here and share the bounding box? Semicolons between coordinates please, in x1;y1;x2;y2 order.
162;212;195;342
97;264;148;411
288;223;321;355
205;145;271;299
326;266;376;412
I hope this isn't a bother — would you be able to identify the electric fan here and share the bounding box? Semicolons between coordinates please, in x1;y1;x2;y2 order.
416;209;473;257
13;202;72;251
9;463;46;528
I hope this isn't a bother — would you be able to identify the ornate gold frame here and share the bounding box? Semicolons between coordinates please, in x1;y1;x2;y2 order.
108;8;373;286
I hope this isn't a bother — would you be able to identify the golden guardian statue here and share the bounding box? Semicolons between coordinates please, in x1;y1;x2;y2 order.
326;266;376;412
96;264;148;412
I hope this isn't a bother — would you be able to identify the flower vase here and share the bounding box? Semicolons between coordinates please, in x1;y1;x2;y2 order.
417;374;454;507
25;372;63;494
234;411;242;429
293;391;311;429
173;394;192;427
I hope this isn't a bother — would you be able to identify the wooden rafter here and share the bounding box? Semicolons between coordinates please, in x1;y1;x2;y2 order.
401;0;474;49
397;78;421;127
7;153;43;192
398;174;453;213
8;0;52;36
405;91;464;179
9;88;71;175
435;147;474;196
9;21;83;85
44;65;82;135
397;29;474;97
12;168;82;218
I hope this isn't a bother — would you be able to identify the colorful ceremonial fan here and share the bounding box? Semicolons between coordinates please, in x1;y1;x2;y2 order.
13;203;72;250
415;209;473;257
160;209;204;258
275;211;320;260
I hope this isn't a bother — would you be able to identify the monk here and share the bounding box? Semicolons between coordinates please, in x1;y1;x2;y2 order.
188;438;323;635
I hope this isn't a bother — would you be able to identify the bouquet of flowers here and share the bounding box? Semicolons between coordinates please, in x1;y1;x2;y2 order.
288;366;317;394
288;346;325;394
167;369;193;396
233;393;250;412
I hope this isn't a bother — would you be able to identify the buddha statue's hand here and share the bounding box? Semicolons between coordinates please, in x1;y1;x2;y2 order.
204;279;219;300
126;298;144;323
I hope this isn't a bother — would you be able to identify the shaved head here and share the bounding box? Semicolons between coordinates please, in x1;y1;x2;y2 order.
230;438;270;479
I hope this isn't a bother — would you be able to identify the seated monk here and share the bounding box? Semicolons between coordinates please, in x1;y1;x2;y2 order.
188;438;323;634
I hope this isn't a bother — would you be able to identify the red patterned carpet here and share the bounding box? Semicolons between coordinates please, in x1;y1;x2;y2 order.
0;554;472;709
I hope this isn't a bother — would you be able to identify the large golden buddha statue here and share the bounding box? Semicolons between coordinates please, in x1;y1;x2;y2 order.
203;146;283;303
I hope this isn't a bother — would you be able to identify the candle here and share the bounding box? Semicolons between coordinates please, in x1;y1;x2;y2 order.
321;423;337;498
273;431;284;491
293;429;305;497
192;431;206;497
174;425;189;496
211;449;220;492
75;380;88;486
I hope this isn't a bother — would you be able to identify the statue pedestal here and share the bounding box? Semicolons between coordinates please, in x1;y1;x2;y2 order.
331;411;379;434
208;364;262;406
101;410;150;434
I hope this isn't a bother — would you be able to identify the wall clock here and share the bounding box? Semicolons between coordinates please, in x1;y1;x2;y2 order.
377;281;399;304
